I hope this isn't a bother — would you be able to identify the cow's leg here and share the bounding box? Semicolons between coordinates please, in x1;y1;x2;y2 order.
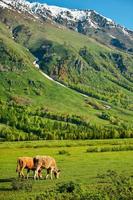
17;165;22;178
20;166;25;178
18;171;21;178
34;166;40;180
18;167;22;178
38;169;42;179
45;169;50;179
20;170;25;178
26;169;30;179
16;161;21;178
50;169;53;180
34;170;38;180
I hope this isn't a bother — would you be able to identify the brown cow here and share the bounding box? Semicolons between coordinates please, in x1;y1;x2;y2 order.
16;157;42;179
33;156;60;180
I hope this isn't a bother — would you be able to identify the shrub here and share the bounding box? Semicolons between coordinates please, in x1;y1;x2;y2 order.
35;171;133;200
104;170;133;200
99;111;111;120
86;145;133;153
58;150;70;156
11;179;33;191
35;181;105;200
86;147;99;152
57;181;81;193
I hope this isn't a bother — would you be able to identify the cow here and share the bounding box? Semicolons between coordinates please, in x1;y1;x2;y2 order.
33;156;60;180
16;157;42;179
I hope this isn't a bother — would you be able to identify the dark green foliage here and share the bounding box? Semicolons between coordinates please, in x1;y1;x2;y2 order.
84;99;104;110
31;41;83;84
0;101;133;141
102;170;133;200
11;179;33;191
0;126;36;141
35;171;133;200
35;181;104;200
37;108;88;126
58;150;70;156
110;38;126;50
0;40;25;71
12;24;32;47
35;191;104;200
57;181;81;193
86;145;133;153
99;111;111;120
30;40;53;61
79;46;100;71
109;53;127;73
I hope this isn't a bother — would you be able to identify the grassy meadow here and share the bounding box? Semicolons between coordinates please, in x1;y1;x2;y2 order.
0;139;133;200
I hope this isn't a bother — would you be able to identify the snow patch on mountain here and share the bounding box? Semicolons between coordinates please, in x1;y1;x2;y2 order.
108;34;116;39
0;2;8;8
122;27;129;36
0;0;11;8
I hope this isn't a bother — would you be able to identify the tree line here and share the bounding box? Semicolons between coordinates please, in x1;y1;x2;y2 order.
0;102;133;141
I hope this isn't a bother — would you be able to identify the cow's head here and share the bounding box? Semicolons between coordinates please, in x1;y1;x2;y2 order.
54;169;61;179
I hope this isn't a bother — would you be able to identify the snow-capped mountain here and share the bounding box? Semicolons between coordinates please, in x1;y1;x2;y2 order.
0;0;133;52
0;0;119;29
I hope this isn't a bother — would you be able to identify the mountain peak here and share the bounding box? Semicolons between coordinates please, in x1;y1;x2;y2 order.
0;0;114;25
0;0;133;52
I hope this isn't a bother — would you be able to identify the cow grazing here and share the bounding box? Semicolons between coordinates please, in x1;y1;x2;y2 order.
16;157;42;179
33;156;60;180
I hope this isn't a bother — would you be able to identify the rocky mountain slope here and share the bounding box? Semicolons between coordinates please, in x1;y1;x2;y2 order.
1;0;133;53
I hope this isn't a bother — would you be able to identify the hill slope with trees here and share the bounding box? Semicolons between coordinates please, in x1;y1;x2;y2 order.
0;8;133;140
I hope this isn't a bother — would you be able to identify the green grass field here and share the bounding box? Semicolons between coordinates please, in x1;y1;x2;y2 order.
0;139;133;200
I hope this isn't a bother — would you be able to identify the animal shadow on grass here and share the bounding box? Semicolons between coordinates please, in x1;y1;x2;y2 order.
0;175;49;191
0;177;14;191
0;177;14;183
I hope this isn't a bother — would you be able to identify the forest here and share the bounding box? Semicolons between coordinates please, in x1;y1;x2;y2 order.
0;101;133;141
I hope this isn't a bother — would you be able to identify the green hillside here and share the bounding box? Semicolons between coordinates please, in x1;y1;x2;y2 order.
4;9;133;109
0;8;133;140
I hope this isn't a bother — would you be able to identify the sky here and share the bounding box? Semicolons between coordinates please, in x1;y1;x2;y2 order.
29;0;133;30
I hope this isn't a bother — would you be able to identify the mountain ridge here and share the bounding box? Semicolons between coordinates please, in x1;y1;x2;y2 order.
0;0;129;30
1;0;133;53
